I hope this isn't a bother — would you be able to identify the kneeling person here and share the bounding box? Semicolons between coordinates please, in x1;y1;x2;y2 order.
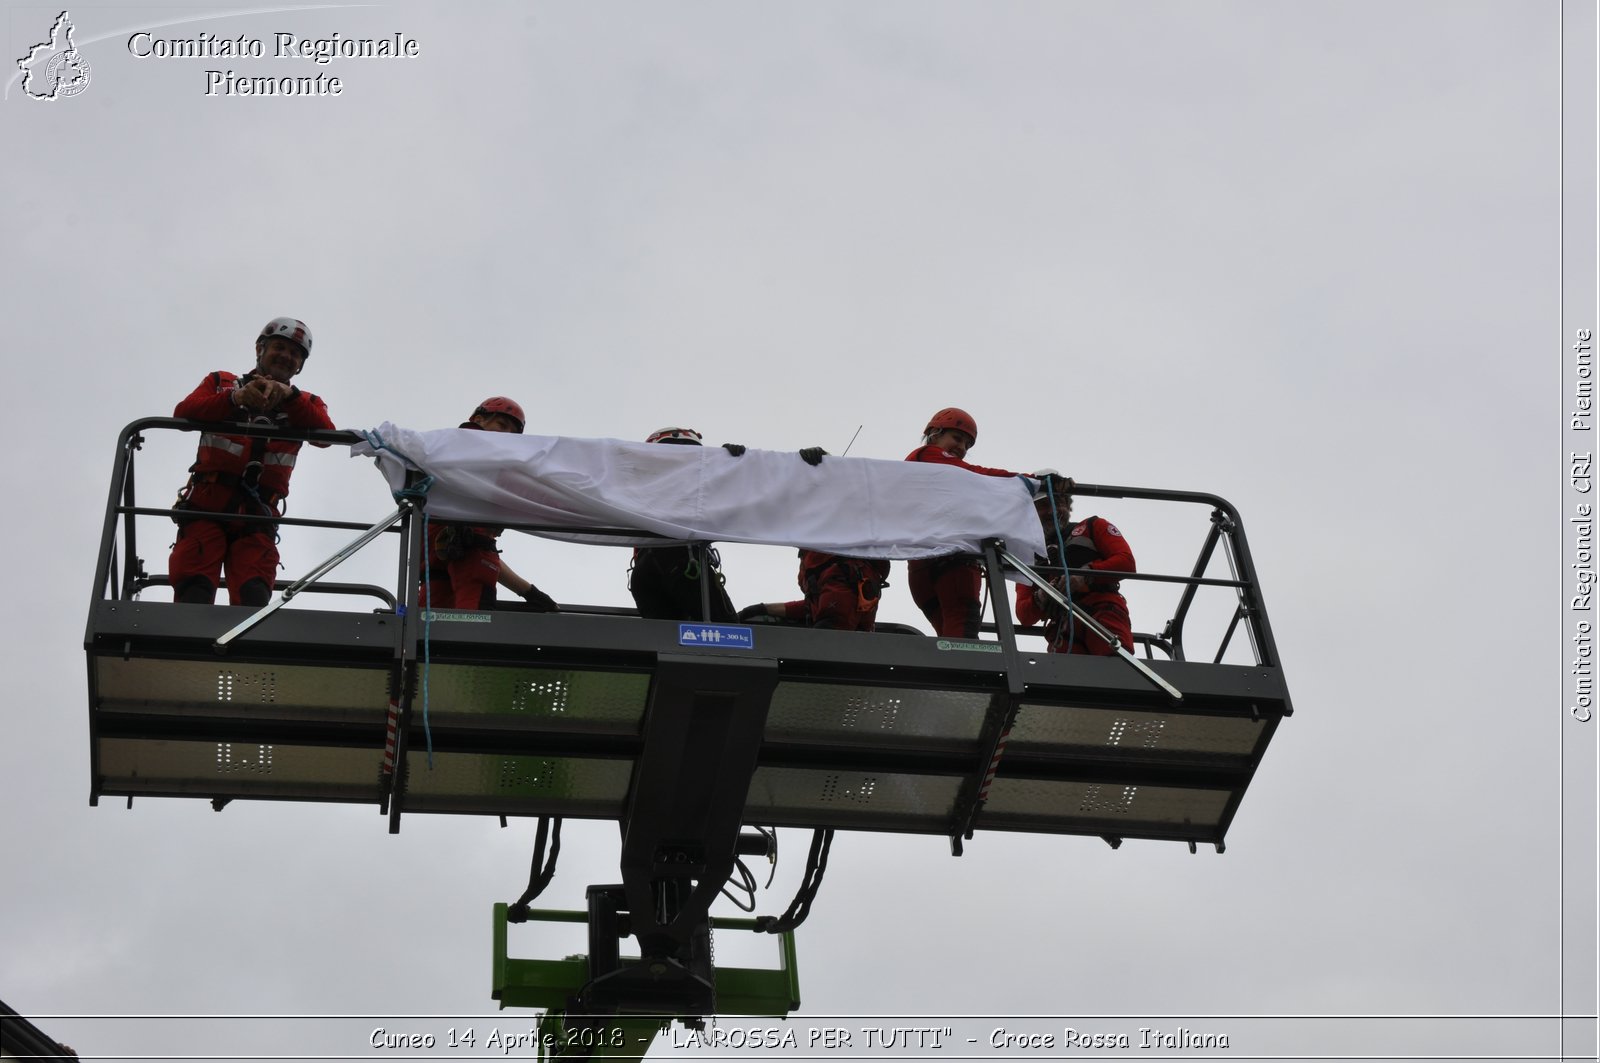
741;551;889;632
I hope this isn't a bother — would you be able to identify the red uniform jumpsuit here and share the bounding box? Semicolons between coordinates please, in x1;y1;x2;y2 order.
422;522;506;610
169;370;334;605
778;551;891;631
904;444;1020;638
419;421;507;610
1015;516;1135;655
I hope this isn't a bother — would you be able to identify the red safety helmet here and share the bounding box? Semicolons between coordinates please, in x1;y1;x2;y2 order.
924;407;977;444
646;427;703;445
258;317;312;358
474;396;526;433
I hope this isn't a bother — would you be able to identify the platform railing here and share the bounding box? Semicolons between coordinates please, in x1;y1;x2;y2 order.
92;419;1285;677
90;418;385;607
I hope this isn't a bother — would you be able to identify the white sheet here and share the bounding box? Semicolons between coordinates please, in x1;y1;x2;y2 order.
352;422;1045;561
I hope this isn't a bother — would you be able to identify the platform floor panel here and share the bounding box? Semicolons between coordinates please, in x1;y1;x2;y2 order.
764;683;994;751
94;656;392;724
97;736;385;803
977;776;1235;841
743;766;963;832
415;664;650;732
95;729;1243;843
1008;700;1267;763
86;601;1290;844
400;750;632;818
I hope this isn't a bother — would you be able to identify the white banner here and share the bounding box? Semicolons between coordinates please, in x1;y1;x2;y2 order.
353;423;1045;561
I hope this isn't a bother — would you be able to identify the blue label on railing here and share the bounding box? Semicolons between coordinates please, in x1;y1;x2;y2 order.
677;623;755;649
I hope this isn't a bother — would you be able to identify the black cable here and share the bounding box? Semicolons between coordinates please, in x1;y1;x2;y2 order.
506;816;562;922
719;857;758;912
755;828;834;934
759;826;778;889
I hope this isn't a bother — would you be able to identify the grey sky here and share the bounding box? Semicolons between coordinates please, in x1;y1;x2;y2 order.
1;1;1591;1059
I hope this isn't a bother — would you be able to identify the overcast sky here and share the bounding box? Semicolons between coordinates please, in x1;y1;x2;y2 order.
1;2;1594;1060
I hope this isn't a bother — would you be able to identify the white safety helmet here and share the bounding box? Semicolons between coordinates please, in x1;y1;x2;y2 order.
1029;468;1065;502
258;317;312;358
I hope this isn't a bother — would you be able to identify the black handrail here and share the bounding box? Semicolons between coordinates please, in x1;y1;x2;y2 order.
92;420;1285;676
91;419;394;611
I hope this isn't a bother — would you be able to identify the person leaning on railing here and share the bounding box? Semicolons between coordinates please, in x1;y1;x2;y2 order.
169;317;334;606
1016;479;1136;655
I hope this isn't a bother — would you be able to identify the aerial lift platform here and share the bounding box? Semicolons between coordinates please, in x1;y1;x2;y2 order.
85;418;1293;1057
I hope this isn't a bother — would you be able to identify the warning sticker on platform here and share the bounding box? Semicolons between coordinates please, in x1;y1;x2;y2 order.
935;639;1002;653
422;611;492;623
678;623;754;649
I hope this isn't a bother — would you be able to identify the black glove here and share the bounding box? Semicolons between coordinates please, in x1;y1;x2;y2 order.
521;585;559;612
737;603;769;621
1032;470;1074;497
722;443;747;457
799;447;828;466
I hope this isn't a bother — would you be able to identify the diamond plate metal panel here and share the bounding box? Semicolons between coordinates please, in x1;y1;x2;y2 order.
1008;701;1263;759
765;683;990;748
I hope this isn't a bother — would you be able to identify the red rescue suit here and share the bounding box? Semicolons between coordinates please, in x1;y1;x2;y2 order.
904;444;1019;638
778;551;891;631
422;522;505;610
1015;516;1135;655
419;420;508;610
169;370;333;605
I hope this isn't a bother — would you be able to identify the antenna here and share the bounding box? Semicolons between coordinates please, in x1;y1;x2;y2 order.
840;425;863;457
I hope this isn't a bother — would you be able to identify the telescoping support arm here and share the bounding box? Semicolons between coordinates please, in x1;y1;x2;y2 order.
998;546;1183;702
213;499;418;651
